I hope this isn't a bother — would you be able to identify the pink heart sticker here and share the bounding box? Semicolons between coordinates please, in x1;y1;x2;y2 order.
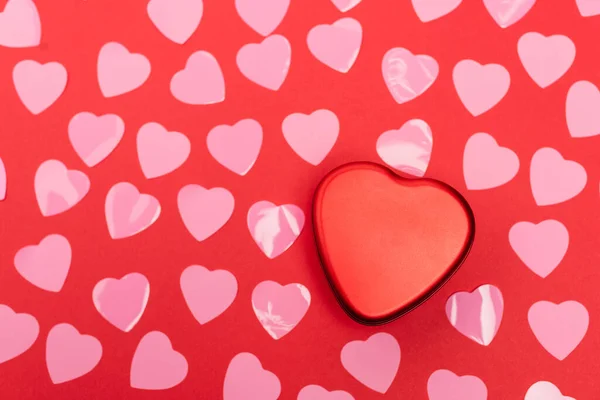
46;323;102;384
147;0;203;44
0;304;39;364
34;160;90;217
68;112;125;167
237;35;291;91
282;109;339;166
307;18;362;73
97;42;151;98
411;0;462;22
340;332;400;394
566;80;600;138
105;182;161;239
518;32;575;88
14;234;71;292
298;385;355;400
137;122;191;179
130;331;188;390
180;265;237;324
0;157;6;201
463;132;519;190
483;0;536;28
177;184;235;242
92;273;150;332
330;0;362;12
247;201;305;259
427;369;488;400
252;281;311;340
525;381;575;400
446;284;504;346
453;60;510;116
382;48;439;104
0;0;40;48
576;0;600;16
207;119;263;176
376;119;433;177
528;300;589;360
235;0;289;36
224;352;281;400
13;60;67;115
171;50;225;105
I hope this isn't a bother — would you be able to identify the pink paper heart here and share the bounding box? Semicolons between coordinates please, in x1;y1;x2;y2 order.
171;50;225;104
13;60;67;115
105;182;161;239
566;80;600;138
207;119;263;176
34;160;90;217
307;18;362;73
341;332;400;394
235;0;289;36
282;109;339;166
382;48;439;104
427;369;488;400
411;0;462;22
483;0;536;28
530;147;587;206
509;220;569;278
247;201;305;259
518;32;575;88
463;133;519;190
0;304;39;364
130;331;188;390
46;323;102;384
330;0;362;12
298;385;355;400
376;119;433;177
525;381;575;400
446;284;504;346
0;0;40;48
237;35;291;91
177;184;235;242
252;281;311;340
453;60;510;116
528;301;589;360
68;112;125;167
147;0;203;44
97;42;151;98
576;0;600;16
180;265;237;324
137;122;191;179
224;352;281;400
92;273;150;332
14;234;71;292
0;157;5;201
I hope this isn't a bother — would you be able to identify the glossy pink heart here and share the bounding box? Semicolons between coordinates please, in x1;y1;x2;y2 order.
0;304;39;364
376;119;433;177
105;182;161;239
411;0;462;22
177;185;234;241
252;281;311;340
483;0;536;28
46;323;102;384
282;109;339;166
446;284;504;346
68;112;125;167
463;133;519;190
34;160;90;217
530;147;587;206
13;60;67;114
576;0;600;16
566;80;600;138
137;122;190;179
14;234;71;292
525;381;575;400
97;42;151;98
330;0;362;12
171;50;225;104
235;0;289;36
341;332;400;394
509;220;569;278
223;352;281;400
0;0;40;48
237;35;291;91
427;369;488;400
207;119;263;175
93;273;150;332
147;0;203;44
130;331;188;390
453;60;510;116
518;32;575;88
298;385;354;400
0;157;6;201
382;48;439;104
247;201;305;259
307;18;362;73
528;301;588;360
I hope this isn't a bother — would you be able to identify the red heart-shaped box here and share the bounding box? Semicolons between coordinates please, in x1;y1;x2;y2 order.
313;162;475;325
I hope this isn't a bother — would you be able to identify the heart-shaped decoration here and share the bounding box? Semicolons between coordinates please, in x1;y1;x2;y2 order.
236;35;291;91
13;60;68;115
171;50;225;104
0;304;39;364
34;160;90;217
427;369;488;400
411;0;462;22
298;385;354;400
525;381;575;400
97;42;151;98
207;119;263;175
463;132;519;190
453;60;510;116
376;119;433;177
566;80;600;138
314;162;474;323
576;0;600;16
0;157;5;201
483;0;536;28
147;0;203;44
68;112;125;167
307;18;362;73
137;122;191;179
223;352;281;400
517;32;575;88
105;182;161;239
0;0;41;48
382;48;439;104
235;0;290;36
282;109;339;166
14;234;71;292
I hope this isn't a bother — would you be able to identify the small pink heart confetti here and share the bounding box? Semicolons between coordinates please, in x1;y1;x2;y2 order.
453;60;510;116
237;35;291;91
525;381;575;400
483;0;536;28
171;50;225;104
247;201;305;258
14;234;71;292
68;112;125;167
298;385;355;400
411;0;462;22
181;265;237;324
177;184;234;242
105;182;161;239
207;119;263;175
0;0;41;48
224;352;281;400
0;157;6;201
382;48;439;104
566;80;600;138
307;18;362;73
235;0;289;36
463;133;519;190
97;42;151;98
137;122;191;179
427;369;488;400
282;109;339;166
34;160;90;217
376;119;433;177
13;60;67;114
147;0;203;44
0;304;39;364
518;32;575;88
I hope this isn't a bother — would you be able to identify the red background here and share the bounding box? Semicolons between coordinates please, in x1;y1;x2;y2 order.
1;0;599;398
